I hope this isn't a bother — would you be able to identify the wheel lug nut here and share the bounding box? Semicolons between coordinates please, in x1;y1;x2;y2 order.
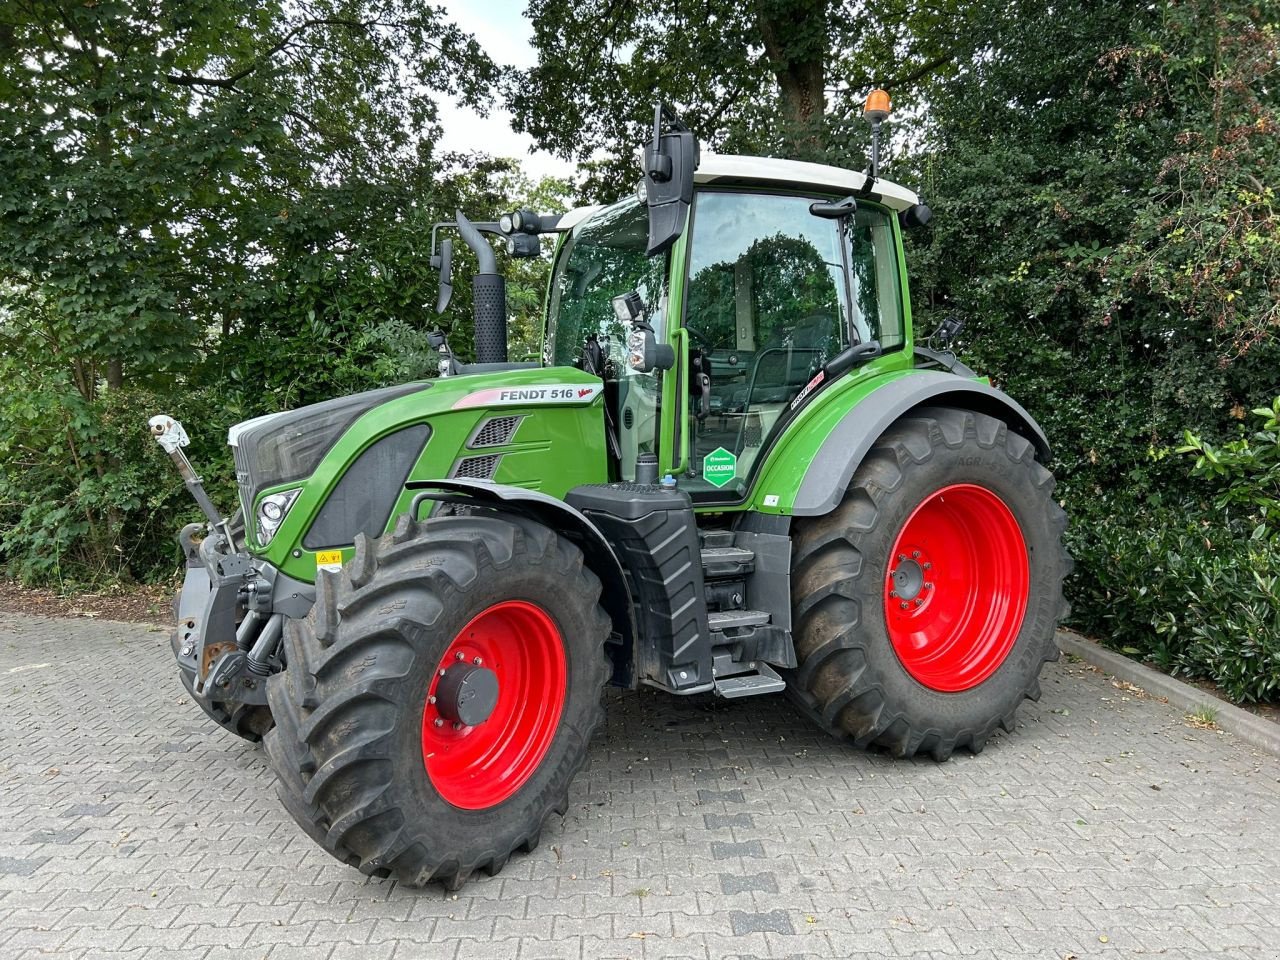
924;582;934;590
898;554;907;562
912;551;920;559
889;590;898;598
452;721;464;731
434;718;444;727
428;695;436;705
438;669;446;677
914;598;923;607
900;601;909;610
454;651;464;661
923;562;932;570
472;657;482;666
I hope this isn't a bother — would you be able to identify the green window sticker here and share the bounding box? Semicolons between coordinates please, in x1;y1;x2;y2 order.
702;447;737;488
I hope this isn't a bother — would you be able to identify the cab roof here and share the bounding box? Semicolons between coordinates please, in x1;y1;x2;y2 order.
694;153;919;211
558;153;919;230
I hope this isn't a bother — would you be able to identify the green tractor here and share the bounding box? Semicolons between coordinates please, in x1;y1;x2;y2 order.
151;99;1068;888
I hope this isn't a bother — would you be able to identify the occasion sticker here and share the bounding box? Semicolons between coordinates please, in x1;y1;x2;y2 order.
452;384;603;410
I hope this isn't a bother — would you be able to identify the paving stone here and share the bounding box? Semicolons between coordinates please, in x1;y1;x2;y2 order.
0;856;50;877
710;840;766;860
728;909;796;935
22;828;87;846
703;813;754;830
719;873;779;895
3;613;1280;960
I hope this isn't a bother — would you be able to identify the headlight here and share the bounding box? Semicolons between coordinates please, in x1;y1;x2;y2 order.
256;489;300;546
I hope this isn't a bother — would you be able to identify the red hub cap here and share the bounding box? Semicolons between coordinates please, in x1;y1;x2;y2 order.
885;484;1030;692
421;600;567;809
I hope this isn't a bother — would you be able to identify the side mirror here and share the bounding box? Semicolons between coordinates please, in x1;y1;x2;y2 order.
432;239;453;314
809;196;858;219
642;103;699;257
900;203;933;230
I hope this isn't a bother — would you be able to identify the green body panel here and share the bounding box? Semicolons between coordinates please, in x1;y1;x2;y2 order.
253;366;608;584
744;362;917;515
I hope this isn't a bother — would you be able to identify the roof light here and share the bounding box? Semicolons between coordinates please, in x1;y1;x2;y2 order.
863;89;891;123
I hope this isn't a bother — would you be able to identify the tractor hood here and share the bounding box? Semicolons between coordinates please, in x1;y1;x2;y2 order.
230;367;609;582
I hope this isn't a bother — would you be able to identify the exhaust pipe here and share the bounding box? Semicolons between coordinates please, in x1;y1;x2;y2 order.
455;210;507;364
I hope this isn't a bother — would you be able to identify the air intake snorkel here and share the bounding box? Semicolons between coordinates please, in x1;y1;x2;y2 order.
455;210;507;364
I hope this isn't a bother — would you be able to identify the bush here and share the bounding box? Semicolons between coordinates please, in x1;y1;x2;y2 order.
1071;399;1280;703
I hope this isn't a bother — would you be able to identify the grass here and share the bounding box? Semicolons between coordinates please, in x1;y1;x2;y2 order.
1185;704;1219;729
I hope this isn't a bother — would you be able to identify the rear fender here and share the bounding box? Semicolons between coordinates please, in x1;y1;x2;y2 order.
793;371;1051;517
406;479;638;687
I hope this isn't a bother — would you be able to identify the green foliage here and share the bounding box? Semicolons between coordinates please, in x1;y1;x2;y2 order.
1073;402;1280;703
1178;397;1280;542
0;2;555;584
512;0;984;196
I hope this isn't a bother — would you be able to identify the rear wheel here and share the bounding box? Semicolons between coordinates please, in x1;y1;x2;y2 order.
264;512;610;888
788;407;1069;759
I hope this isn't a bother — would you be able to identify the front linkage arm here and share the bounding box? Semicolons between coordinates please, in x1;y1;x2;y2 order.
150;415;304;716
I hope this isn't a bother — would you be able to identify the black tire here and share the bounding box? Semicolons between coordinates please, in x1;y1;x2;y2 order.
170;629;274;743
264;512;611;888
787;407;1070;760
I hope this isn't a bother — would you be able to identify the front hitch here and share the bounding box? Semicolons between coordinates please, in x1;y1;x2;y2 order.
150;414;283;709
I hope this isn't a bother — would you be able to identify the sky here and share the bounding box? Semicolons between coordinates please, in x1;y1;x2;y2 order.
435;0;577;181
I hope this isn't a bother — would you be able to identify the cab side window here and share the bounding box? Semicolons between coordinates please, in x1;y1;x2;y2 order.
847;207;905;349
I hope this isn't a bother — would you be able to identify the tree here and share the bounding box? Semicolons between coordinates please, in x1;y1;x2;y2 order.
0;0;498;581
510;0;984;196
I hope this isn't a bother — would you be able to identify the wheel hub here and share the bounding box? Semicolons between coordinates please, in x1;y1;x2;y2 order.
884;484;1029;692
435;663;499;727
889;555;931;602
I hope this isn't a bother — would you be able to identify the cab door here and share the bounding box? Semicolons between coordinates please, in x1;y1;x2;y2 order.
675;189;854;500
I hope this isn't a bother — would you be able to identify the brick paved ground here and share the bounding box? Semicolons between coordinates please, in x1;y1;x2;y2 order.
2;612;1279;960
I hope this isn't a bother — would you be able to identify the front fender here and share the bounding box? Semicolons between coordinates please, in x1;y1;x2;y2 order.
767;370;1051;518
406;478;638;686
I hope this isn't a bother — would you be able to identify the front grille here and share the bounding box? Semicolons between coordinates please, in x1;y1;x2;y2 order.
232;443;254;520
450;454;501;480
468;415;523;448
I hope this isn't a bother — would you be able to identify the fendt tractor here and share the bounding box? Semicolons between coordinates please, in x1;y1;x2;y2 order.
150;96;1068;889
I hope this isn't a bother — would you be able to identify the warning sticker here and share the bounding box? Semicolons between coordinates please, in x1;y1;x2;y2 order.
702;447;738;488
316;550;343;571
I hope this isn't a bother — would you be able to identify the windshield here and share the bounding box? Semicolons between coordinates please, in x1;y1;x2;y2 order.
545;199;666;369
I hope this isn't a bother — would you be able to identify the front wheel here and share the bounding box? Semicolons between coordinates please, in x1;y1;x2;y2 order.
264;512;611;888
788;407;1070;759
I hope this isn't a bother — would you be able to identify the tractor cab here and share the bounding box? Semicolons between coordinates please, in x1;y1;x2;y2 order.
544;153;921;501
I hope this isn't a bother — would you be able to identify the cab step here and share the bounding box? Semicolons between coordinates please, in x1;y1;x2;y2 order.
708;608;771;632
713;661;786;699
700;545;756;579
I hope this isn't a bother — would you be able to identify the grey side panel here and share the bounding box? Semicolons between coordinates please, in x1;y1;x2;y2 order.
793;371;1051;516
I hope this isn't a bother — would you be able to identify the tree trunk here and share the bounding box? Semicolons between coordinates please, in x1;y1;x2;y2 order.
754;0;830;158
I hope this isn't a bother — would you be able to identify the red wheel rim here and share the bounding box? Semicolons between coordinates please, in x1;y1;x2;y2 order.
421;600;566;810
884;484;1029;692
